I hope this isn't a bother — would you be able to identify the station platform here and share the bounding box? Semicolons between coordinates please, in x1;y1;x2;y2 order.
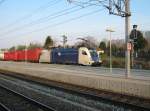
0;61;150;99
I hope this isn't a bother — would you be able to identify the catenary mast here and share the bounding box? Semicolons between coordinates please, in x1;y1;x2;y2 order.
67;0;131;77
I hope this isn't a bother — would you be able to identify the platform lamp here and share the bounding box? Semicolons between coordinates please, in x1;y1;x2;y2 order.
106;28;115;73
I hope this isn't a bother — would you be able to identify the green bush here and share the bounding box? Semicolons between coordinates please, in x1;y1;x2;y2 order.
101;56;125;68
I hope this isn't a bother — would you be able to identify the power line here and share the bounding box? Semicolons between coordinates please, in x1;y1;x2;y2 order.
0;4;94;37
0;8;104;41
0;0;5;5
0;6;79;37
68;0;107;7
0;6;78;37
26;6;79;26
0;0;62;30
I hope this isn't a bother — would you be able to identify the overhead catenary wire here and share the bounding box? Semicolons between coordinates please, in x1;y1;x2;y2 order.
0;4;93;37
26;6;79;26
0;0;104;38
0;0;5;5
0;5;79;33
68;0;108;8
0;1;103;38
0;8;105;42
0;0;120;44
0;0;62;30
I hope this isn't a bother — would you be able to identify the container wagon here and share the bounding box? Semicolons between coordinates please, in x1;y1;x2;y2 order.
3;48;42;62
26;48;42;62
4;51;17;61
17;50;26;61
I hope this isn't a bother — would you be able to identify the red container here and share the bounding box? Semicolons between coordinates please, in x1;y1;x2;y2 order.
16;50;25;61
26;48;42;62
4;52;10;61
4;51;17;61
4;48;42;62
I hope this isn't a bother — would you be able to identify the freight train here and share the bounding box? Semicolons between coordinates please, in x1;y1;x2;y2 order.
0;47;102;66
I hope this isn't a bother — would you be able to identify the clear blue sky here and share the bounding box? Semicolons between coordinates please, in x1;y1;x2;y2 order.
0;0;150;48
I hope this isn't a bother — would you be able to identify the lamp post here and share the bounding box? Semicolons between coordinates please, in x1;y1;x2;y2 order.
106;28;115;73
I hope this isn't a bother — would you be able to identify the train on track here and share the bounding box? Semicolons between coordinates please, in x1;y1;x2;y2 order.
0;47;102;66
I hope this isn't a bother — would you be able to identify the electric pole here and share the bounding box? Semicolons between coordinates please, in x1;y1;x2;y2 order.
108;0;131;77
67;0;131;77
125;0;131;77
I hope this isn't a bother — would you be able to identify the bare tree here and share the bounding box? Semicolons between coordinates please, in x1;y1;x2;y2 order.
28;42;42;49
75;36;98;48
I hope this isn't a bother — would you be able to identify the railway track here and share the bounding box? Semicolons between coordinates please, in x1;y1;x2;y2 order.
0;84;56;111
0;102;11;111
0;72;149;111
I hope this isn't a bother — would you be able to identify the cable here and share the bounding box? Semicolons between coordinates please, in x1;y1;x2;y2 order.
0;7;77;36
0;4;94;37
0;0;5;5
27;6;79;25
0;8;105;41
0;0;62;30
68;0;107;7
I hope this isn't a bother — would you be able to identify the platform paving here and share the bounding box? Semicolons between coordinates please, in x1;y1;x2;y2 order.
0;61;150;99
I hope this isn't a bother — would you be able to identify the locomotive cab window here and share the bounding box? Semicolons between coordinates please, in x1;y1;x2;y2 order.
82;51;87;55
90;50;98;57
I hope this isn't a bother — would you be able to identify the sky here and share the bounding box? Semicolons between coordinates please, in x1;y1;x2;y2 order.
0;0;150;48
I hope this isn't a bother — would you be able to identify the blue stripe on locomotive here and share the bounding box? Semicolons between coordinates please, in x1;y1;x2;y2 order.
51;48;79;64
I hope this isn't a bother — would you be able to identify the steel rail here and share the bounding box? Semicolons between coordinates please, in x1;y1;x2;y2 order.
0;72;149;110
0;103;11;111
0;84;57;111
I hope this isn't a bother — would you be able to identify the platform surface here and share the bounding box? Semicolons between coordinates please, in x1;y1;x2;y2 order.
0;61;150;99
